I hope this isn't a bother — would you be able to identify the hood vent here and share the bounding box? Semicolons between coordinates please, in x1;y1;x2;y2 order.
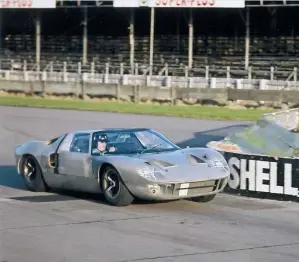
188;154;206;165
145;159;175;168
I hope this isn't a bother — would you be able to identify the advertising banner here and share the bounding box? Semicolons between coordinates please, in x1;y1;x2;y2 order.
0;0;56;8
114;0;245;8
114;0;142;7
149;0;245;8
223;152;299;201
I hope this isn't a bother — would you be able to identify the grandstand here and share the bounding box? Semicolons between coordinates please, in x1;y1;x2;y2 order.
1;0;299;80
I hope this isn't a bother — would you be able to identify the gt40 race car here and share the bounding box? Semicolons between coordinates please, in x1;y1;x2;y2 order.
15;128;230;206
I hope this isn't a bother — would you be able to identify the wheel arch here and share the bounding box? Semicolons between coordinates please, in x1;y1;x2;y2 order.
97;162;131;193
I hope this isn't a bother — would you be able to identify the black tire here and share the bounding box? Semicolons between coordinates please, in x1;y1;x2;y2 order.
21;155;48;192
190;194;216;203
100;165;134;206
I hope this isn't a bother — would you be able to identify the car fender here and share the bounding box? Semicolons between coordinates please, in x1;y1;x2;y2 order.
93;155;151;186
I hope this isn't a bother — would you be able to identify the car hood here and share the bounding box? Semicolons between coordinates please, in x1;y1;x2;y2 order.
133;149;205;166
130;149;229;183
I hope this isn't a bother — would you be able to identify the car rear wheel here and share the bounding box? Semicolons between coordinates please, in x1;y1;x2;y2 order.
190;194;216;203
101;165;134;206
21;155;48;192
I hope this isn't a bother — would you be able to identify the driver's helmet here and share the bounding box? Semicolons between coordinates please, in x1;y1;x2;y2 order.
93;133;108;147
99;134;108;142
93;133;109;152
96;133;108;143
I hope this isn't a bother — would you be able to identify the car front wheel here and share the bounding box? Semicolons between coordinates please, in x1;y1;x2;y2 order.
101;165;134;206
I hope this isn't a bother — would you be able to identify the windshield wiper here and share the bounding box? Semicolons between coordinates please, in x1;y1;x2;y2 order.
140;144;160;154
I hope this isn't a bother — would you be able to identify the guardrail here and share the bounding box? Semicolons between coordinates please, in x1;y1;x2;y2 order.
2;69;299;89
2;70;299;104
3;59;299;81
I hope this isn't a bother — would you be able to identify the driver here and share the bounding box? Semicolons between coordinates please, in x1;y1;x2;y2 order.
92;134;116;154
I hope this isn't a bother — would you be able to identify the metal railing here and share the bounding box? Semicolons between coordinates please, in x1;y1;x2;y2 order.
1;67;299;92
2;69;299;105
2;59;299;82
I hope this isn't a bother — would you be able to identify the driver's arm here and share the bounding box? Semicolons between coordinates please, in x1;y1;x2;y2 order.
108;146;116;152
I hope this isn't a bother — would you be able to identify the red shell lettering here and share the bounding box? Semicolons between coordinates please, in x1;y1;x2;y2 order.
2;0;33;8
154;0;216;7
196;0;215;6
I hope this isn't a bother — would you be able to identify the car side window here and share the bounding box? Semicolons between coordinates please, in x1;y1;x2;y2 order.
69;133;90;153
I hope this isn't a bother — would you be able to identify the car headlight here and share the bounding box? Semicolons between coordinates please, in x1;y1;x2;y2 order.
208;159;229;172
137;166;157;181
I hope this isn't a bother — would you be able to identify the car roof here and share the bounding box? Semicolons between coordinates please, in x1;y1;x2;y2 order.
71;127;151;134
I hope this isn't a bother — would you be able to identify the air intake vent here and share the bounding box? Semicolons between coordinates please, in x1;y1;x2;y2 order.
189;154;205;165
146;160;174;168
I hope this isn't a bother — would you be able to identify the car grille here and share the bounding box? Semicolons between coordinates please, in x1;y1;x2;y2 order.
173;180;220;197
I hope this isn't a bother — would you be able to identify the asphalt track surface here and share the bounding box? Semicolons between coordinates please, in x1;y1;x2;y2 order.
1;106;299;262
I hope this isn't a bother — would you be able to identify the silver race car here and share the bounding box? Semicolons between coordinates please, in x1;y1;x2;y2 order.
15;128;230;206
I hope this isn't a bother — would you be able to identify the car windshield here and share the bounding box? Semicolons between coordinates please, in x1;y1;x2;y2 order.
91;129;179;155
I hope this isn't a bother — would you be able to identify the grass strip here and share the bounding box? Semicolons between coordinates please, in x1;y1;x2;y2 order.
0;95;273;121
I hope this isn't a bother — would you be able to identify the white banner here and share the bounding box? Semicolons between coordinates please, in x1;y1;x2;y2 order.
114;0;141;7
149;0;245;8
0;0;56;8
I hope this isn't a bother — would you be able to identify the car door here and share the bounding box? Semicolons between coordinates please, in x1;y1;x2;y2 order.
56;132;92;177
